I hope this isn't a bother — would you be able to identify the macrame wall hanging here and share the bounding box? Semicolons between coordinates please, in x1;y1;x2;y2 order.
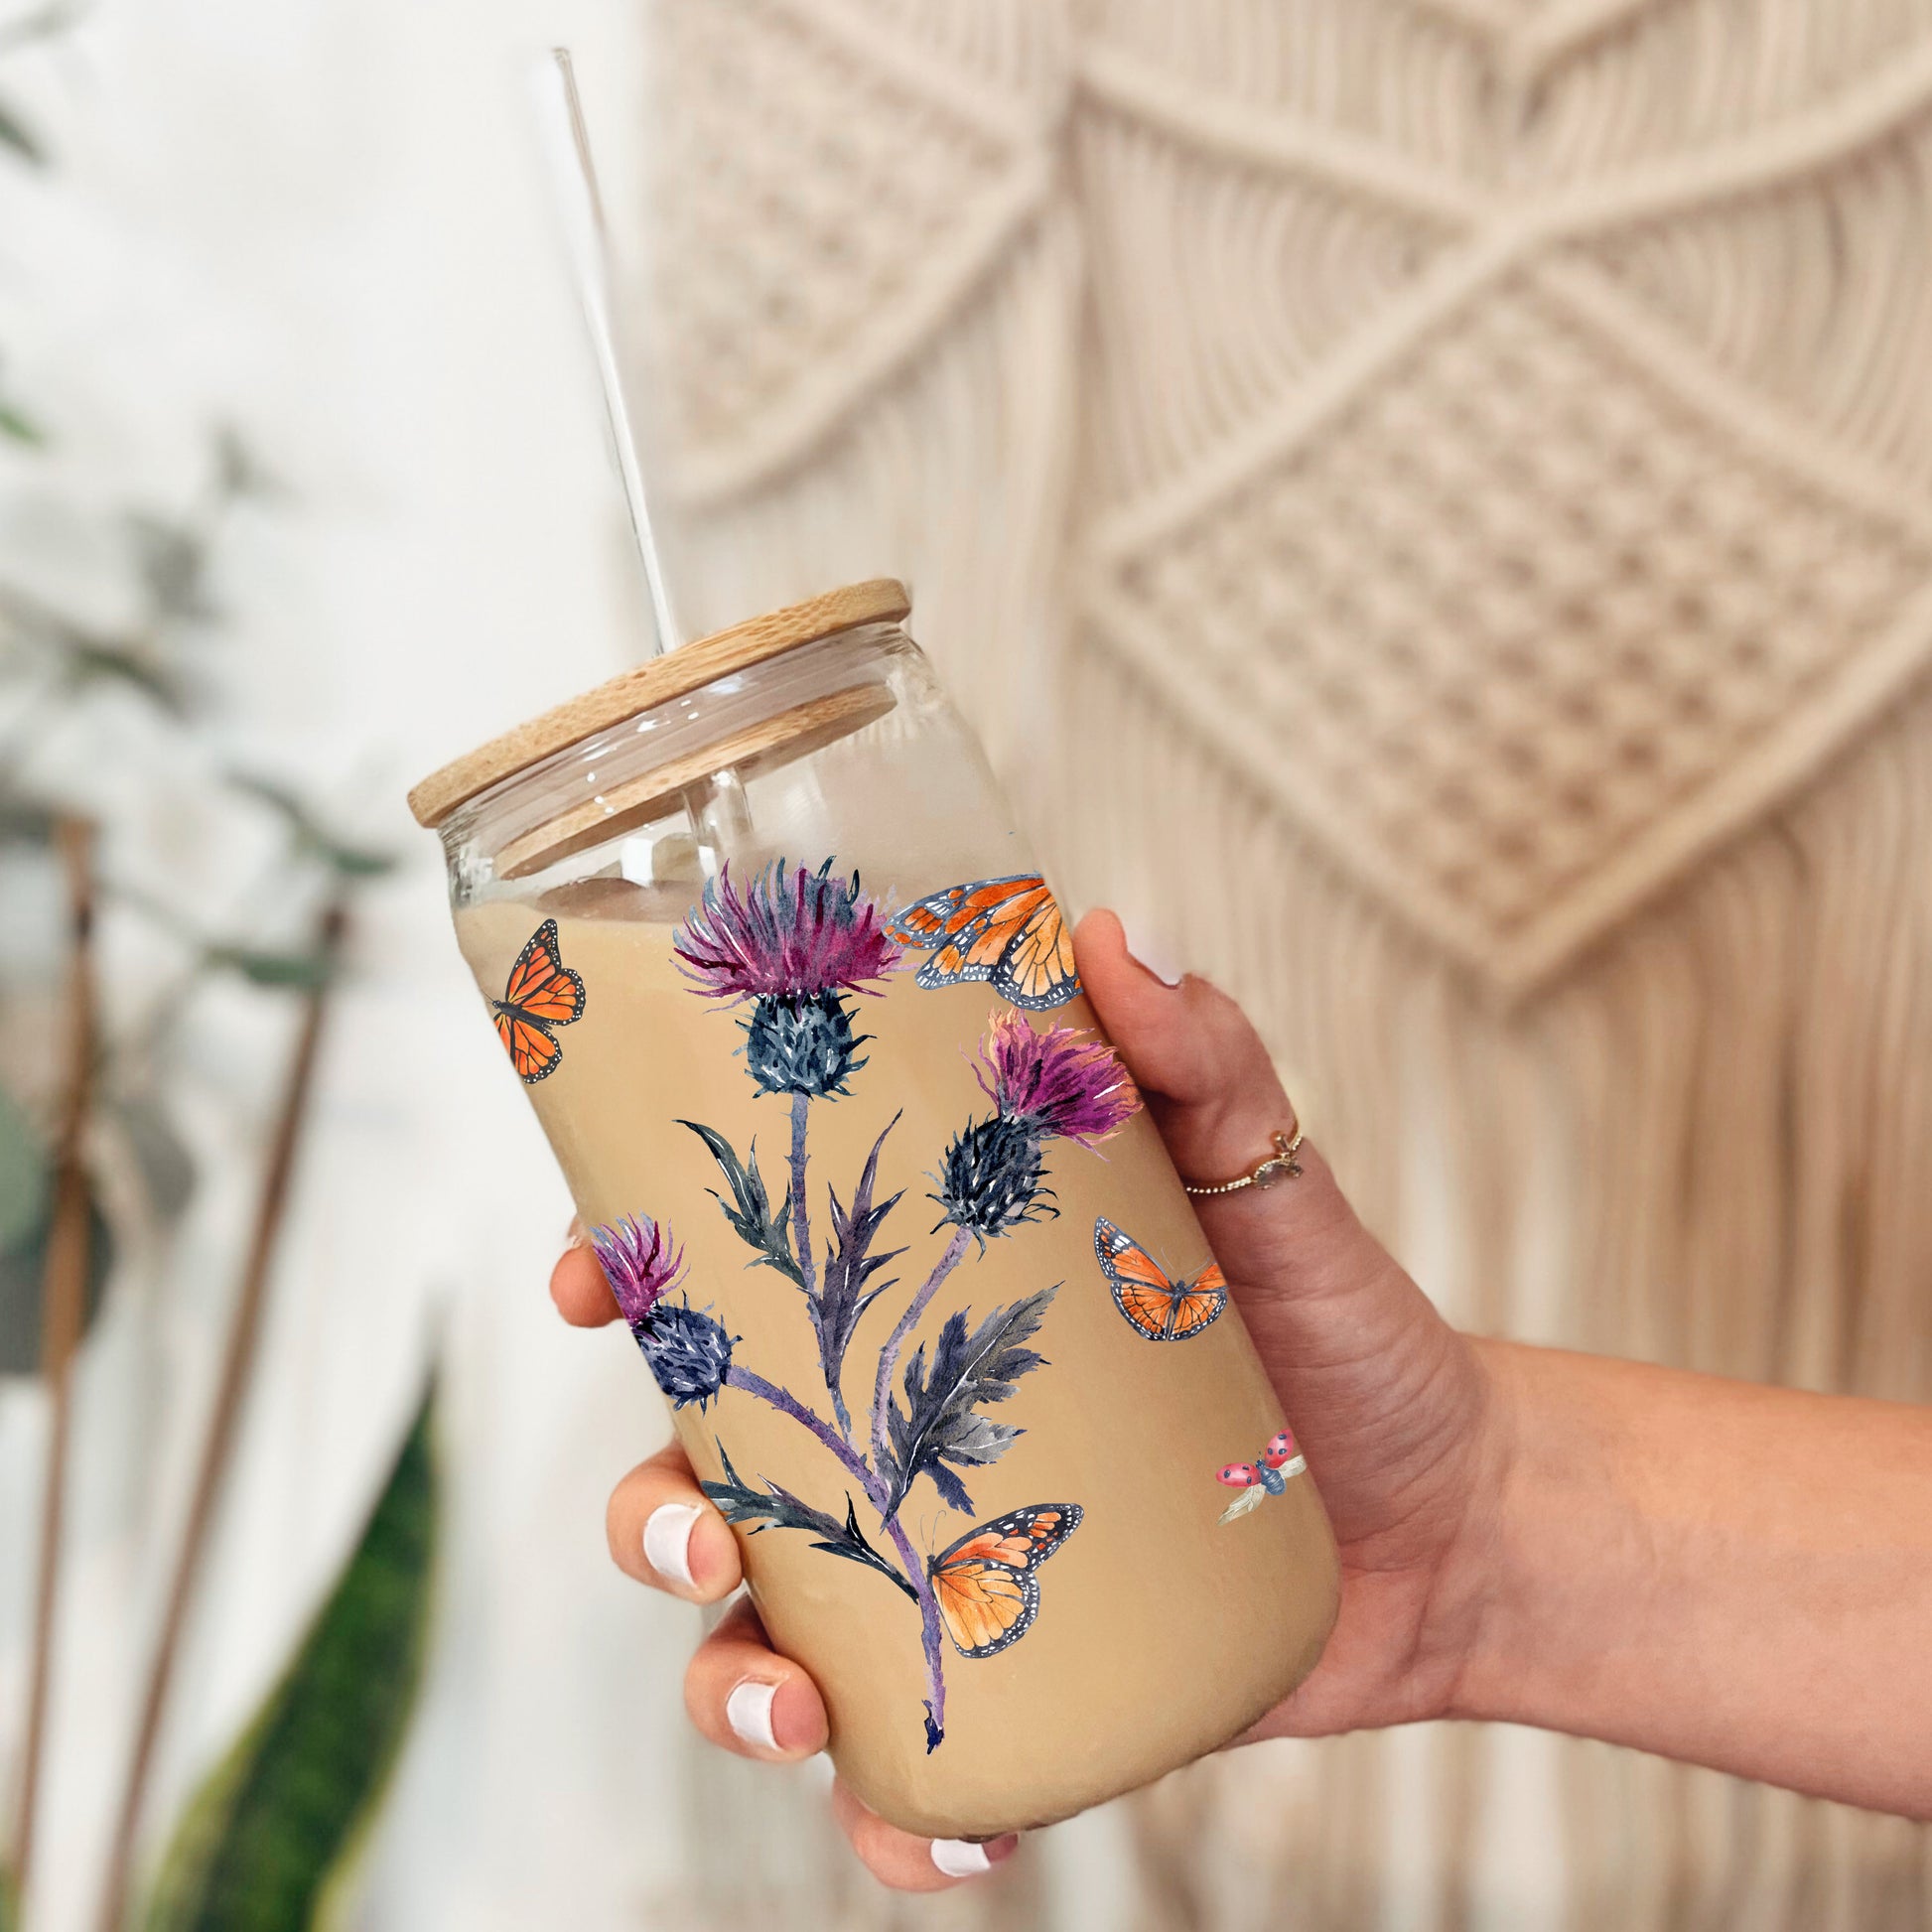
640;2;1932;1927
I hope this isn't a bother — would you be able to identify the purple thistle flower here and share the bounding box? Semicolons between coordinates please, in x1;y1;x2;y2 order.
675;859;901;1004
934;1014;1140;1240
676;860;903;1099
592;1214;686;1329
591;1214;736;1409
973;1011;1140;1148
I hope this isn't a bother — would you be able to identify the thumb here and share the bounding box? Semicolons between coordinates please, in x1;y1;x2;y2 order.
1073;908;1479;1560
1071;908;1390;1313
1072;908;1297;1177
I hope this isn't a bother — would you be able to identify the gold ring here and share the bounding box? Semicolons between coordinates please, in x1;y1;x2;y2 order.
1181;1129;1304;1197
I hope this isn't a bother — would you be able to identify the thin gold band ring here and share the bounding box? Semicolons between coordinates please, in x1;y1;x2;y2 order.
1181;1129;1304;1197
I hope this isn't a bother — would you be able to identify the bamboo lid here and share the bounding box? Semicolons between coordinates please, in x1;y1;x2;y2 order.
407;576;911;829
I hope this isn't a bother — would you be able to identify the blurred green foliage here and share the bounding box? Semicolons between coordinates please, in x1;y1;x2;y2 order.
1;21;428;1918
143;1388;439;1932
0;92;39;164
0;446;397;1362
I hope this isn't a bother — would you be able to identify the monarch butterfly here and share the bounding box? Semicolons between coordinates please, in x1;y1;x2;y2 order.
928;1503;1083;1658
1216;1430;1307;1521
1093;1218;1228;1341
491;918;586;1083
887;874;1079;1011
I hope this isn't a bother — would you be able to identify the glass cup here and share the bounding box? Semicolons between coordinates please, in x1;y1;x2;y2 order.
410;579;1339;1838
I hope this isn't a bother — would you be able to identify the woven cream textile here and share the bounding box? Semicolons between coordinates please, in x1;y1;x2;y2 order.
644;2;1932;1927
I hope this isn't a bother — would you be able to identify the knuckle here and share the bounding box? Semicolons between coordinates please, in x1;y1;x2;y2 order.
605;1478;640;1567
679;1663;715;1737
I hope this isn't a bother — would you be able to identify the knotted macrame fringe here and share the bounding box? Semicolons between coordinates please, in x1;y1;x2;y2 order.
642;0;1932;1924
1065;636;1932;1932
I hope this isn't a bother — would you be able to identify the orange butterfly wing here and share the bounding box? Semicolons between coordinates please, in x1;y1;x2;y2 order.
494;1009;563;1083
501;918;586;1025
931;1558;1031;1658
929;1504;1082;1659
1166;1263;1227;1340
888;880;1012;947
889;875;1079;1011
491;919;586;1084
994;893;1078;1009
1094;1219;1227;1341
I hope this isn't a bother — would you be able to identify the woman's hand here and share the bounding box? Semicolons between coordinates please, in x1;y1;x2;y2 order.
548;908;1509;1888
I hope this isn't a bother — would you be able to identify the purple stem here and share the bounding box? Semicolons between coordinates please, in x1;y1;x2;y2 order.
788;1091;816;1304
726;1363;950;1747
870;1225;973;1477
726;1365;874;1498
881;1513;948;1750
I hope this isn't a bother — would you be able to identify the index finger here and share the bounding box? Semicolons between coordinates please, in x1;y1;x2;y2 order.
551;1224;621;1327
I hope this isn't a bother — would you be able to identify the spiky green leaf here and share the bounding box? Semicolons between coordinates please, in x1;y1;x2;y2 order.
142;1385;438;1932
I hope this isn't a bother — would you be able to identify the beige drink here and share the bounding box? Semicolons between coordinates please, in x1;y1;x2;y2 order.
456;887;1338;1838
416;583;1342;1839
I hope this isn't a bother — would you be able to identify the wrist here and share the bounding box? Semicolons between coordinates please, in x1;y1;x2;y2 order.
1437;1335;1554;1727
1440;1338;1656;1733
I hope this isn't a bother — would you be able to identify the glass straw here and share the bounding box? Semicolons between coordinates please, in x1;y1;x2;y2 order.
530;47;753;865
530;46;682;658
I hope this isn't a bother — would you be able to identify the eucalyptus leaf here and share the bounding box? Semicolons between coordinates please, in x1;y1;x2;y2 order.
143;1385;439;1932
0;398;41;444
0;1082;47;1250
62;636;188;715
213;430;280;501
113;1092;198;1224
0;95;41;164
0;1188;113;1376
207;946;335;990
126;514;217;624
225;775;394;882
0;796;57;845
320;843;394;880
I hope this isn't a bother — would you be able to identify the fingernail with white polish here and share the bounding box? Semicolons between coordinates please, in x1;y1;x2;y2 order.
1123;924;1184;988
726;1679;779;1752
931;1839;991;1878
642;1502;701;1589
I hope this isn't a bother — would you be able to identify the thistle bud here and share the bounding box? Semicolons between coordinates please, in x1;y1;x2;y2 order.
742;988;868;1099
591;1213;736;1409
934;1013;1140;1240
635;1299;737;1411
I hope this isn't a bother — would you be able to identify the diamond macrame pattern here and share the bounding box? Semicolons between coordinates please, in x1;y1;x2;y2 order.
653;0;1047;498
1100;270;1932;988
